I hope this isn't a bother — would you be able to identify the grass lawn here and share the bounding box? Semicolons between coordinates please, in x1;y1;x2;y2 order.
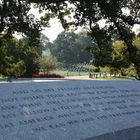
52;69;89;77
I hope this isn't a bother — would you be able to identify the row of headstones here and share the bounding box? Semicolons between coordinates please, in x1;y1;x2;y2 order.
59;63;95;73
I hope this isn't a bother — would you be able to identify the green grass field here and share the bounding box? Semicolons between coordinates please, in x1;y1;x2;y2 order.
52;69;89;76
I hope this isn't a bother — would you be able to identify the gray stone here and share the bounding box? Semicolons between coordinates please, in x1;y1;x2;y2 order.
0;80;140;140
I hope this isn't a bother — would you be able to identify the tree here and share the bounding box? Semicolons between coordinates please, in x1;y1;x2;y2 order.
0;34;39;77
109;40;131;76
30;0;140;79
38;54;58;73
89;38;140;78
19;37;40;76
86;42;112;67
38;34;54;54
0;34;25;77
133;35;140;79
50;31;77;64
112;41;130;69
117;35;140;78
50;31;92;65
75;31;93;63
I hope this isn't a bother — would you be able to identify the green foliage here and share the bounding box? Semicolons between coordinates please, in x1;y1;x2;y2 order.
87;35;139;78
38;54;58;73
87;43;112;67
121;65;137;77
5;60;26;78
0;0;41;39
133;36;140;60
39;34;51;52
132;36;140;79
88;36;140;78
50;31;92;64
0;1;42;76
0;34;39;77
112;40;130;69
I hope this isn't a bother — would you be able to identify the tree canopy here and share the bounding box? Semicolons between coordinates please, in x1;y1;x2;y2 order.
47;31;92;65
38;54;58;73
1;0;140;47
0;34;39;77
0;0;41;45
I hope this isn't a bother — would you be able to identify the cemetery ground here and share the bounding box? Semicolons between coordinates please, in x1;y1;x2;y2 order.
49;64;136;80
0;64;137;81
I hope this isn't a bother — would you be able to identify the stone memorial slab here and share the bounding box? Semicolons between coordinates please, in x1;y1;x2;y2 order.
0;80;140;140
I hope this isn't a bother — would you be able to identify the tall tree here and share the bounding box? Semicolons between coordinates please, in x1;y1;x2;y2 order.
19;37;40;76
133;35;140;79
39;34;53;53
51;32;78;64
50;31;92;65
38;54;58;73
112;40;130;69
0;34;39;77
